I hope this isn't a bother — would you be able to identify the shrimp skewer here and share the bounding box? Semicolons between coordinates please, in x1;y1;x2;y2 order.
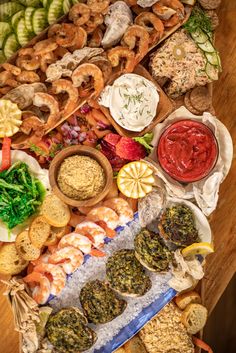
34;263;66;296
23;272;51;304
49;246;84;274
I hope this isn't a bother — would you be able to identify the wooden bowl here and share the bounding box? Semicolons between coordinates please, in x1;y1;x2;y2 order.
49;145;113;207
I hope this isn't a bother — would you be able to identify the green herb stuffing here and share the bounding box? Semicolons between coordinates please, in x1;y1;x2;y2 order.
0;162;46;230
133;132;154;153
184;6;212;34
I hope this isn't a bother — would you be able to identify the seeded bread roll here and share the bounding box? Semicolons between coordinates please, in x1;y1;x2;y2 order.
16;230;41;261
41;193;70;227
175;291;201;310
181;303;208;334
0;243;28;275
29;216;51;249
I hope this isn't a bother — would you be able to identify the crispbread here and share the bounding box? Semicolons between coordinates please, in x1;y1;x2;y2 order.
16;230;41;261
190;86;211;112
184;91;202;115
0;243;28;275
205;10;219;29
29;216;51;249
175;291;201;310
41;193;70;227
198;0;221;10
124;336;147;353
181;303;208;334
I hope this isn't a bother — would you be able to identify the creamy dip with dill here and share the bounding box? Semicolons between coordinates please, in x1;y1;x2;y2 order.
99;74;159;132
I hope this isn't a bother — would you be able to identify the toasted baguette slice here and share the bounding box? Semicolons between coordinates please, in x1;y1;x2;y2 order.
175;291;201;310
181;303;208;334
16;231;41;261
0;243;28;275
41;194;70;227
124;336;147;353
29;216;51;249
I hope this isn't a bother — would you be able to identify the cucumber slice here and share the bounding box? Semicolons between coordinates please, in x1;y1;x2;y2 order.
63;0;71;14
16;17;33;46
0;2;24;22
11;9;25;31
205;62;219;81
48;0;63;25
32;8;48;35
42;0;49;7
0;22;12;49
3;33;20;59
25;7;34;33
197;40;215;53
0;50;6;64
205;51;219;66
191;29;208;44
18;0;41;6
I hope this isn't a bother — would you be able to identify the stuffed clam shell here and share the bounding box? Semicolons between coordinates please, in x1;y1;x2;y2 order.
80;280;127;324
134;229;171;272
46;307;97;352
106;249;152;297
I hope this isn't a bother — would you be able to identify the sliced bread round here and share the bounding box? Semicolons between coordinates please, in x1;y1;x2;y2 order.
0;243;28;275
41;194;70;227
175;291;201;310
16;231;41;261
181;303;208;334
29;216;51;249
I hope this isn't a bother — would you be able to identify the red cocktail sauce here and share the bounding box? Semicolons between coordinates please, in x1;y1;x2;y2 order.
157;120;218;183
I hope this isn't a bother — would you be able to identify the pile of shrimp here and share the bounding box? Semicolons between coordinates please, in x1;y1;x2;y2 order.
23;197;134;304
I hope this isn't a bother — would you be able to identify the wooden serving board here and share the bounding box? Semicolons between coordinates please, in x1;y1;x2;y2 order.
100;64;174;138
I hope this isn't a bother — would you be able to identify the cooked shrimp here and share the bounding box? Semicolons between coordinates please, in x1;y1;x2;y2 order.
59;232;92;254
152;0;185;27
87;0;110;13
16;53;40;71
47;23;61;38
20;113;45;136
122;25;150;63
53;46;70;60
55;23;77;47
69;3;91;26
124;0;137;5
34;263;66;296
83;13;103;33
87;207;119;229
89;55;112;82
75;221;106;246
23;272;51;304
69;211;86;228
34;38;58;56
90;108;110;125
0;71;18;87
107;46;135;73
134;12;164;43
88;27;103;47
49;246;84;274
52;79;79;115
33;92;60;128
69;26;88;51
1;63;21;76
40;52;56;73
131;5;150;15
72;63;104;97
31;253;50;267
17;71;40;83
103;198;134;225
0;86;11;94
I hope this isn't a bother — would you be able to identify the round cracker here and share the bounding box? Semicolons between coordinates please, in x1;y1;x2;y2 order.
205;10;219;30
0;243;28;275
184;91;202;115
198;0;221;10
190;86;211;112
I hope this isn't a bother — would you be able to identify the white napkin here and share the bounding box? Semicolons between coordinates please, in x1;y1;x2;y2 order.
146;106;233;216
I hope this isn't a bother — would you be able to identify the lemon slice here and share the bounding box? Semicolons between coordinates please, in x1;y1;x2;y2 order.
182;242;214;257
117;161;155;199
0;99;22;137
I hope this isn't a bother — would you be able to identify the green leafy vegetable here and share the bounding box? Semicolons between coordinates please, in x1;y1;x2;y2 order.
184;6;212;35
0;162;46;230
133;132;154;153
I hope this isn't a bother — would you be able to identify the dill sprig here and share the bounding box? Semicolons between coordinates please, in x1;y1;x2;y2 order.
184;6;212;34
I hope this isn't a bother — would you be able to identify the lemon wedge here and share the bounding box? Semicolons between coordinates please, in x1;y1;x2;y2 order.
117;161;155;199
0;99;22;137
182;242;214;257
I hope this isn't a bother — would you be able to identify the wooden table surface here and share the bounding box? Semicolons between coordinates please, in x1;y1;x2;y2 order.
0;1;236;352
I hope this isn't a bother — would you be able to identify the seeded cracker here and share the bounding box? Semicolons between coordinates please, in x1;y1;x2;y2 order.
184;91;202;115
198;0;221;10
190;86;211;112
205;10;219;29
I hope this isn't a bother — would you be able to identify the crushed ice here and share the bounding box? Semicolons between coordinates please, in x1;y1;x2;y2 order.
49;215;172;352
